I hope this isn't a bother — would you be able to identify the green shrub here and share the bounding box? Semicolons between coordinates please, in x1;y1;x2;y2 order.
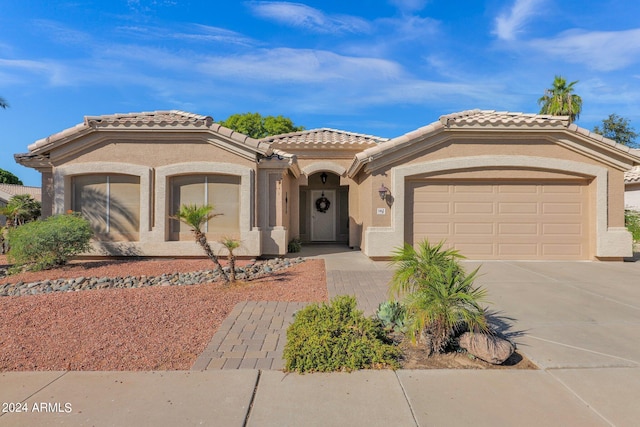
626;209;640;243
287;237;302;253
284;295;400;373
7;213;93;272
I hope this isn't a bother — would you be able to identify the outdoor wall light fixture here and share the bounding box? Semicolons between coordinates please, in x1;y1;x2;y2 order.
320;172;328;184
378;184;390;200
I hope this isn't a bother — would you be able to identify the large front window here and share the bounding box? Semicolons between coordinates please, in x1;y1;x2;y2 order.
170;174;240;240
72;174;141;241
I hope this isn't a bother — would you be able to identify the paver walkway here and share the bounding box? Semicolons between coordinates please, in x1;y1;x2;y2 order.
192;245;392;370
191;301;307;370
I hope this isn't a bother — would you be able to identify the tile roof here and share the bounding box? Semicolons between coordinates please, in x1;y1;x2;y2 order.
84;110;213;127
349;109;640;177
626;166;640;183
0;184;41;202
23;110;271;157
440;109;570;128
262;128;388;148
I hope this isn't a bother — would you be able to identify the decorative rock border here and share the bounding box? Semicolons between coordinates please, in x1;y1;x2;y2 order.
0;257;304;297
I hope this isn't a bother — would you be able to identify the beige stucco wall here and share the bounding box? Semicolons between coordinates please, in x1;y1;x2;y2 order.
626;182;640;211
360;134;633;259
47;132;265;257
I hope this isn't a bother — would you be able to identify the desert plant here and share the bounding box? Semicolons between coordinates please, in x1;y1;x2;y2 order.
220;237;241;283
389;240;465;298
1;194;41;228
6;212;93;271
626;209;640;243
171;204;229;285
284;295;400;373
287;237;302;253
375;300;408;333
403;262;489;354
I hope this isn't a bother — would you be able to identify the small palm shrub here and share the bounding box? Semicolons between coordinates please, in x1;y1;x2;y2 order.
404;262;489;354
626;209;640;243
220;237;240;283
284;295;400;373
389;240;489;355
171;204;230;284
7;212;93;272
389;240;465;298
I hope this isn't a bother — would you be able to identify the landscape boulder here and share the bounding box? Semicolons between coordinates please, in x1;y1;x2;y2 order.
458;332;515;365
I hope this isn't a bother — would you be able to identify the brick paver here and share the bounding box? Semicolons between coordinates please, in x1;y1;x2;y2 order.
192;301;308;371
191;250;394;371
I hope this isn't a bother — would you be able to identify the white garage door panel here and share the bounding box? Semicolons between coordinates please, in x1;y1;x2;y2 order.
410;181;589;260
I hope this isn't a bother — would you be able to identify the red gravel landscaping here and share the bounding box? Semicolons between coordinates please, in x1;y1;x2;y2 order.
0;256;327;371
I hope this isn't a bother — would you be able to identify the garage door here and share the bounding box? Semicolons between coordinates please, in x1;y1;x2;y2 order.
408;181;590;260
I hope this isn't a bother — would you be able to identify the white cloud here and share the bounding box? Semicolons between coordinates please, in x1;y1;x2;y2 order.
0;58;69;86
528;28;640;71
197;47;402;83
248;1;371;34
117;24;256;47
388;0;428;13
493;0;545;41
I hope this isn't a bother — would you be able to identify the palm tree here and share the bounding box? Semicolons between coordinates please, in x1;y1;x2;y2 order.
388;240;465;299
403;262;489;354
0;97;8;109
1;195;41;228
171;204;230;285
538;75;582;123
220;237;241;283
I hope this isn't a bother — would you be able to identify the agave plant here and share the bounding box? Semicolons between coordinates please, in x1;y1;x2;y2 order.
171;204;230;285
376;300;408;333
404;262;489;354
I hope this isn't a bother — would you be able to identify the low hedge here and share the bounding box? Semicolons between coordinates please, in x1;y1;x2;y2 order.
284;295;400;373
7;213;93;272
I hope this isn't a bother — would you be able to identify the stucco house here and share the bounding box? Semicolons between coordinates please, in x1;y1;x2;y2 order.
14;109;640;260
625;166;640;211
0;184;42;226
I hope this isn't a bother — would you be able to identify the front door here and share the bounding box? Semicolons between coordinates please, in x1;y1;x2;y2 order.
310;189;336;241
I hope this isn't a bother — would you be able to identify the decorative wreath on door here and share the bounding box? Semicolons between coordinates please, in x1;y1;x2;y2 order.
315;194;331;213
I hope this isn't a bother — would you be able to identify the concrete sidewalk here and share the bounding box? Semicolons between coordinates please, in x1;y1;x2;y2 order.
1;248;639;426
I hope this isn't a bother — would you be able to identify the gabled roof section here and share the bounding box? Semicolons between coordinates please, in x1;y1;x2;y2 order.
0;184;41;203
348;109;640;177
16;110;273;166
263;128;388;149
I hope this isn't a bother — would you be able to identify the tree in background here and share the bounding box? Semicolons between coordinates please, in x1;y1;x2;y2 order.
218;112;304;139
0;169;23;185
538;75;583;123
593;114;638;148
0;97;8;109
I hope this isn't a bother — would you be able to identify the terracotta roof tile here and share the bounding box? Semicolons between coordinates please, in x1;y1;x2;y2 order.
263;128;388;148
626;166;640;183
439;109;570;128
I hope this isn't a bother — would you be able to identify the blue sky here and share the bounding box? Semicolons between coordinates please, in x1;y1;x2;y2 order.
2;0;640;186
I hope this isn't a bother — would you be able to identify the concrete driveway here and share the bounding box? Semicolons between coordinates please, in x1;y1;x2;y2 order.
463;259;640;426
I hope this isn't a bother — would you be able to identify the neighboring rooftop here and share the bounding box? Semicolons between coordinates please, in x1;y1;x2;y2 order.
262;128;388;148
626;166;640;183
0;184;42;202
